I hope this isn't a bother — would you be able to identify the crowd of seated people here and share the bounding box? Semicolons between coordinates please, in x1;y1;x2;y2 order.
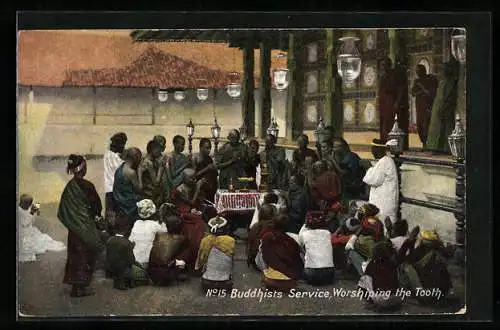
55;129;456;311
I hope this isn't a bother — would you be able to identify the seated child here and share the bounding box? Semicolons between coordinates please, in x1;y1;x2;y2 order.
261;214;304;292
298;211;335;286
249;192;282;229
398;229;453;305
247;203;277;270
148;205;188;286
331;217;361;270
105;222;150;290
345;203;385;277
129;199;167;269
358;240;404;311
195;216;235;293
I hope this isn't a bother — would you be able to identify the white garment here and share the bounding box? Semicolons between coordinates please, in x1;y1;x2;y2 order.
104;150;124;193
297;225;334;269
18;207;66;263
390;235;408;253
362;155;399;223
129;220;167;264
202;247;233;282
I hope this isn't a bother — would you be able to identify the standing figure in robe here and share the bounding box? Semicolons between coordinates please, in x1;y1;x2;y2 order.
427;59;459;154
164;135;191;202
411;64;438;148
214;129;249;190
378;57;396;144
260;134;288;191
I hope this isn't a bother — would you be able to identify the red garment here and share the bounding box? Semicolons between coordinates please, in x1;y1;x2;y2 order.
360;219;384;242
365;258;400;291
63;230;97;286
260;228;304;280
331;232;353;245
311;171;341;211
171;189;207;270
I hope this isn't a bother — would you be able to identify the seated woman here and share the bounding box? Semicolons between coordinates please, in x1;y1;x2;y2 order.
105;221;150;290
148;208;188;286
260;214;304;292
298;212;335;286
331;217;361;270
358;240;404;311
398;229;453;305
195;216;235;293
170;168;209;272
128;199;167;269
345;203;385;277
247;204;277;271
19;194;66;262
386;218;420;254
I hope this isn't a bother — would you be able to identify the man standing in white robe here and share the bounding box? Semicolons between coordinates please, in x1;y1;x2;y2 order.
363;139;399;223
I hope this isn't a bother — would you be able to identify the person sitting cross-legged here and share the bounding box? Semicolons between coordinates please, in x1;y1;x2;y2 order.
105;221;150;290
195;216;236;293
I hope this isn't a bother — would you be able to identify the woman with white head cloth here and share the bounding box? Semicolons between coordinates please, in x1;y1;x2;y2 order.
128;199;167;269
362;139;399;223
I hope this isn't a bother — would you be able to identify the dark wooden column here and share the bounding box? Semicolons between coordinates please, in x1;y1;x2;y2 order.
285;32;304;140
242;37;256;137
259;37;272;138
325;29;344;137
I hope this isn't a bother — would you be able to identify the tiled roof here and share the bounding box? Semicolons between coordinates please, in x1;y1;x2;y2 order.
18;30;287;88
63;47;236;88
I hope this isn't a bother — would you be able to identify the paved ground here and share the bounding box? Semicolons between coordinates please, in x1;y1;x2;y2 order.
18;202;465;317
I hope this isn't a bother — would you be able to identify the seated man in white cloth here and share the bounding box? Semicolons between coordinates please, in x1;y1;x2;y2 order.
18;194;66;262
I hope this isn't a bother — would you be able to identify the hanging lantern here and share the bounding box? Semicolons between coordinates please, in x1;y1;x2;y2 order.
387;114;406;155
174;90;185;102
337;34;362;82
448;114;466;161
451;28;466;64
266;118;279;138
186;118;195;137
314;117;326;142
273;68;290;91
211;116;221;140
226;83;241;98
196;88;209;101
157;89;168;102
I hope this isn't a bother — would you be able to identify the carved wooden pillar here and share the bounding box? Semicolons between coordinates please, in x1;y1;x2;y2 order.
242;37;256;138
325;29;344;137
259;37;272;138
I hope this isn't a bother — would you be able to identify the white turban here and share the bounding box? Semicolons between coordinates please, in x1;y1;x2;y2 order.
137;199;156;219
208;216;228;234
385;139;398;147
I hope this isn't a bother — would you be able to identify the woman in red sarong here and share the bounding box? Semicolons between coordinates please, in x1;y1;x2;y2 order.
169;168;208;272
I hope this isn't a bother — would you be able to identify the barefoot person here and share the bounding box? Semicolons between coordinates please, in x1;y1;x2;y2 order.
58;154;105;297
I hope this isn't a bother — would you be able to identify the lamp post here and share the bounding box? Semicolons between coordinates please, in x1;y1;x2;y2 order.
186;118;195;155
211;116;221;154
314;117;326;159
448;115;466;263
388;114;407;222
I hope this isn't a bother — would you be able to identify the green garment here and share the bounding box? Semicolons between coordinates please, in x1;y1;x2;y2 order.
215;142;249;189
164;152;190;201
354;235;375;259
426;75;458;152
57;178;105;253
262;146;289;191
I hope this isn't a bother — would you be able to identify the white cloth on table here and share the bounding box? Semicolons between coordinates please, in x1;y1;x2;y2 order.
297;224;334;269
104;150;124;193
18;207;66;263
362;155;399;223
129;220;167;264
